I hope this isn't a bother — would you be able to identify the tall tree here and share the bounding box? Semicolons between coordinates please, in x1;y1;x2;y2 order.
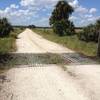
49;0;74;36
96;19;100;57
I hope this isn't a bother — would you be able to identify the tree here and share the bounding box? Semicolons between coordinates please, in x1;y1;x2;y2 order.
0;18;13;37
96;19;100;57
49;0;75;36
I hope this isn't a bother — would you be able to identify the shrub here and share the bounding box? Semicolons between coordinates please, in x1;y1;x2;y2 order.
10;33;18;39
0;18;13;37
77;24;99;42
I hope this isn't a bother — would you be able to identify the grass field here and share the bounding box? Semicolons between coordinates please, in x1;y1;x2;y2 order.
33;28;98;57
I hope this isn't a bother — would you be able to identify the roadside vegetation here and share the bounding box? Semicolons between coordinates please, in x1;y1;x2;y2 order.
0;28;24;54
77;20;100;58
0;18;24;54
0;18;24;73
33;0;100;59
33;28;97;57
0;38;16;54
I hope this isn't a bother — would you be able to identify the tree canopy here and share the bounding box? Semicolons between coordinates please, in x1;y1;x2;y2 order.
49;0;75;36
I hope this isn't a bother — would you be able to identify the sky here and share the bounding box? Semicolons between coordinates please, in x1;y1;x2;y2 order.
0;0;100;27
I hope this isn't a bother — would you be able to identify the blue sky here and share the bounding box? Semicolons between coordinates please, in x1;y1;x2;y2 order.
0;0;100;27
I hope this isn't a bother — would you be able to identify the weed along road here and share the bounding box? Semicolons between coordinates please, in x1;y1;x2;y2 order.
0;29;100;100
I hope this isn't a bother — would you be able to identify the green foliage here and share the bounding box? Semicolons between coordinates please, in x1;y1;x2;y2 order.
53;21;64;36
33;28;97;57
77;24;99;42
77;19;100;57
96;19;100;30
10;27;25;38
0;27;24;54
49;0;75;36
28;25;36;29
0;18;13;37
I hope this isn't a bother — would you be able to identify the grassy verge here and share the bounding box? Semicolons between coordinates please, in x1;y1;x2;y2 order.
10;27;25;38
0;38;16;54
33;28;97;57
0;28;24;73
0;28;24;54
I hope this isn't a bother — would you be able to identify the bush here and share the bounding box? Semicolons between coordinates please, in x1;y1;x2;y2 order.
10;33;18;39
0;18;13;37
77;24;99;42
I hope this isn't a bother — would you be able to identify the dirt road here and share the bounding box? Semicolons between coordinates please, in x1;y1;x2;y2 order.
0;29;100;100
16;29;73;53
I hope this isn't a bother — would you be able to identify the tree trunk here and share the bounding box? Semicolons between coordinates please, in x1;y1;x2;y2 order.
97;32;100;57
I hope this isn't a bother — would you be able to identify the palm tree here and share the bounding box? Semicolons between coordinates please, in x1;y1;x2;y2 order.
96;19;100;57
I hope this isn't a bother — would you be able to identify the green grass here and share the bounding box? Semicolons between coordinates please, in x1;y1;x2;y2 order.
33;28;97;57
0;28;24;73
0;28;24;54
0;38;16;54
10;27;25;38
0;37;15;73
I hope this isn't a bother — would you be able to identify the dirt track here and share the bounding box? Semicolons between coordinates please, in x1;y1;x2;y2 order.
0;29;100;100
16;29;74;53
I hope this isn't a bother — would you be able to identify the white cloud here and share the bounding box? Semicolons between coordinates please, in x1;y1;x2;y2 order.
84;14;93;18
0;4;19;17
69;0;88;14
0;3;37;25
0;0;99;26
89;8;97;14
69;0;79;8
87;16;100;22
20;0;35;6
10;4;19;9
69;16;77;20
20;0;58;7
76;6;88;13
69;0;99;26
